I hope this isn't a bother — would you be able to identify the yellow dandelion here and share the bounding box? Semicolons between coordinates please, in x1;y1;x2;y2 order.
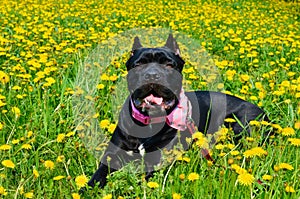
179;174;185;180
53;175;65;181
262;174;273;181
287;138;300;147
230;150;240;156
108;123;117;134
278;163;294;171
237;172;255;186
271;123;282;130
0;186;7;196
97;83;105;89
11;106;21;118
12;139;20;144
0;144;11;151
66;131;75;137
56;133;65;142
103;194;112;199
24;192;34;198
2;160;15;169
280;127;295;136
27;131;33;138
294;121;300;129
75;175;88;188
100;119;110;129
33;169;39;178
224;118;236;123
260;121;270;126
56;155;65;162
187;172;199;181
249;120;260;126
21;143;32;150
215;144;225;150
44;160;55;170
285;185;295;193
72;193;81;199
231;164;247;175
172;193;181;199
147;181;159;189
0;71;10;84
243;147;267;158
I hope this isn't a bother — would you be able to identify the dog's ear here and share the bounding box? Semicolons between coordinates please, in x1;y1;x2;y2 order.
164;34;180;56
132;36;143;51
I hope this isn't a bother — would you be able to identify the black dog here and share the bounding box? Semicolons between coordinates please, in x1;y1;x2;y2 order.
87;34;269;188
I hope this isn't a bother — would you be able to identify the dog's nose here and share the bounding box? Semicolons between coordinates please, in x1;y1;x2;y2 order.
144;68;161;81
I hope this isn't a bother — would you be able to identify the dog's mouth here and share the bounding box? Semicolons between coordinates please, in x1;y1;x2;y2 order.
131;84;178;113
133;94;176;111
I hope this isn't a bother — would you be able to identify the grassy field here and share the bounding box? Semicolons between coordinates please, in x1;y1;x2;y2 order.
0;0;300;198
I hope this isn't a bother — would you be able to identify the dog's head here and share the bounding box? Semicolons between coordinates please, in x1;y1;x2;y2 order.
126;34;185;116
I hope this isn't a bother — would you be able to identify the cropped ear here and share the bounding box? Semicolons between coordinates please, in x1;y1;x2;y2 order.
164;34;180;55
132;36;143;51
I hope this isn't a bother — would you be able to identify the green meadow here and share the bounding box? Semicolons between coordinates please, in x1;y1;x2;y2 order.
0;0;299;198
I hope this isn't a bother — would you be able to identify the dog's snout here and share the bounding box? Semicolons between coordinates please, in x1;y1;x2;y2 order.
144;68;161;81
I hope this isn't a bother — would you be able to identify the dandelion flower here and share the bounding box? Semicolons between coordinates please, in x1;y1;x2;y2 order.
2;160;15;169
179;174;185;180
100;119;110;129
96;83;105;89
12;139;20;144
24;192;34;198
237;172;255;186
11;106;21;118
287;138;300;147
285;185;295;193
21;144;32;150
230;150;240;156
278;163;294;171
280;127;295;136
294;121;300;129
187;172;199;181
231;164;247;175
0;186;7;196
75;175;88;188
224;118;236;123
243;147;267;158
173;193;181;199
262;174;273;181
147;181;159;189
53;176;65;181
56;155;65;162
44;160;55;170
56;134;65;142
66;131;75;137
0;71;9;84
72;193;81;199
33;169;39;178
0;144;11;151
103;194;112;199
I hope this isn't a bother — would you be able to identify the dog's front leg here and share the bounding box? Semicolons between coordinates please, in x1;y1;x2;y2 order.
88;142;128;188
88;162;116;188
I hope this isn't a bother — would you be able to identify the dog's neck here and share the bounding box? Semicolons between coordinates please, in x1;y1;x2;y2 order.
130;89;192;131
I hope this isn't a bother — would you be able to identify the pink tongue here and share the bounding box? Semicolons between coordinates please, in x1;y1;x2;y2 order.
145;94;163;105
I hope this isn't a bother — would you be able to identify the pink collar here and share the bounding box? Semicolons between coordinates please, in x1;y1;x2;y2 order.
130;89;192;131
